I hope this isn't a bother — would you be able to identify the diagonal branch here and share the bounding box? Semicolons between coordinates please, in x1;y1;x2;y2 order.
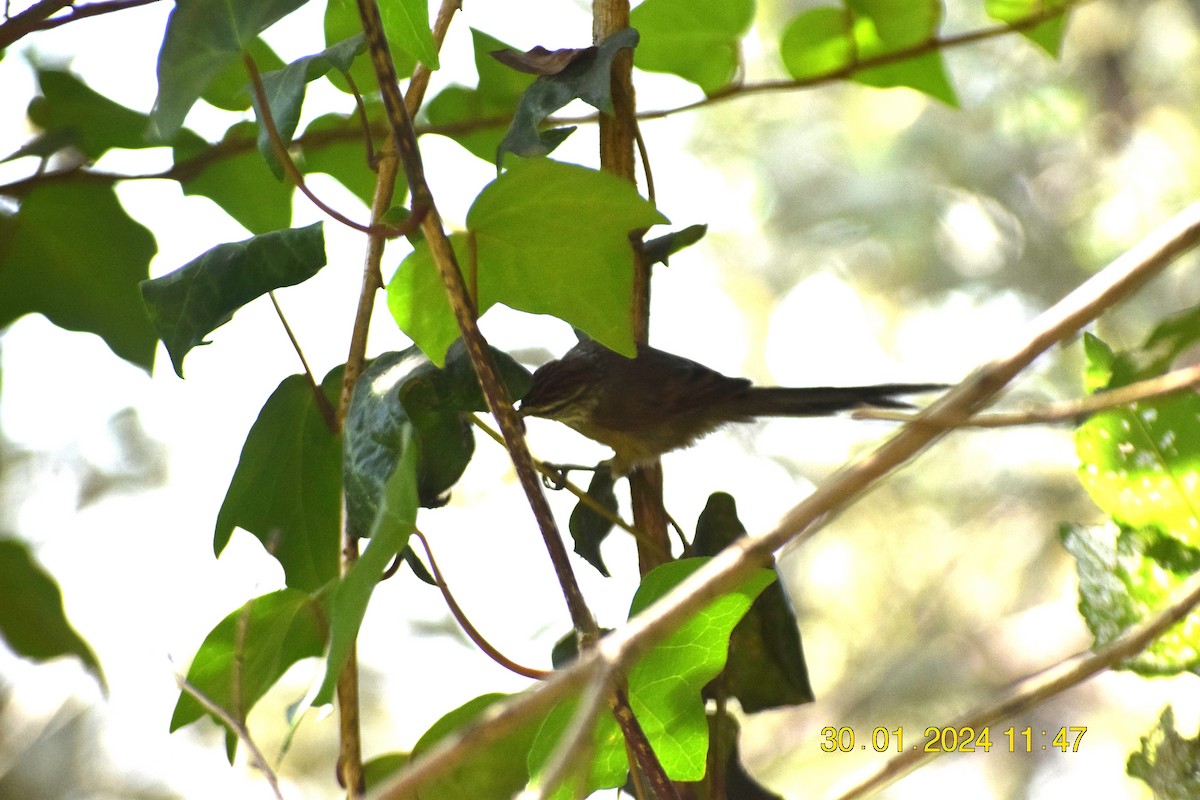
367;201;1200;800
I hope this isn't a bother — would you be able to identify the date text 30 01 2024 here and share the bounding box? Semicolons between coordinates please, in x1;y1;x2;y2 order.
819;725;1087;754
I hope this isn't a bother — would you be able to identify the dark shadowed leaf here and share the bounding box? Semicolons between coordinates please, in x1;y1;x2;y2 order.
343;344;532;537
1128;707;1200;799
215;366;342;592
641;223;708;266
568;466;618;577
0;539;103;686
170;589;326;746
252;35;367;179
490;45;594;76
27;69;152;159
497;28;638;161
631;0;752;94
692;493;814;712
0;182;158;370
174;124;295;233
686;710;783;800
140;222;326;377
150;0;312;140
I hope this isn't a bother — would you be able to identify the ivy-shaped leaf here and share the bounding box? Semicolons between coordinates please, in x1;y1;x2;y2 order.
985;0;1071;56
314;437;419;705
342;343;532;537
630;0;753;95
1060;524;1200;676
252;34;367;180
170;588;327;754
0;182;158;370
27;69;152;159
497;28;639;162
140;222;326;377
150;0;312;139
389;159;665;365
0;538;104;686
780;3;958;106
203;37;285;112
528;559;775;795
1128;706;1200;799
174;124;295;233
423;28;536;163
569;466;619;578
692;493;814;712
1075;329;1200;543
214;366;342;593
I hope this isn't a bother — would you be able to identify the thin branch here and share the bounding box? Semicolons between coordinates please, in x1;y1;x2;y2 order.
0;0;71;49
175;673;286;800
855;362;1200;428
833;567;1200;800
242;54;418;240
268;291;337;432
20;0;161;33
412;529;551;681
515;670;611;800
368;201;1200;800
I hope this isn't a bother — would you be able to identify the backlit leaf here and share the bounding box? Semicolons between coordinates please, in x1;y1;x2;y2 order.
28;69;152;158
631;0;753;94
174;124;294;233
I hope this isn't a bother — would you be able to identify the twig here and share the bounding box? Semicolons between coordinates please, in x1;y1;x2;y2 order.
0;0;71;49
515;669;612;800
175;672;286;800
412;529;551;680
854;362;1200;427
367;201;1200;800
832;567;1200;800
268;291;338;432
242;54;418;240
18;0;161;34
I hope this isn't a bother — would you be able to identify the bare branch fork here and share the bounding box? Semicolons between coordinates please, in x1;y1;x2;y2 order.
367;202;1200;800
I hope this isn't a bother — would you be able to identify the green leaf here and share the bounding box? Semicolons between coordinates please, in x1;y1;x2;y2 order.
0;538;103;685
630;0;752;94
407;693;541;799
174;124;295;233
364;753;411;791
253;35;367;179
1075;327;1200;542
0;182;158;370
380;0;439;70
779;5;958;105
466;158;666;359
203;37;285;112
150;0;313;140
1128;707;1200;800
985;0;1070;56
423;29;536;163
528;559;774;793
692;493;813;712
343;344;531;535
140;222;326;377
27;69;152;159
299;111;387;206
694;710;784;800
568;466;618;577
315;437;418;705
324;0;417;95
497;28;639;161
170;588;326;737
215;367;342;592
387;234;468;365
1060;524;1200;675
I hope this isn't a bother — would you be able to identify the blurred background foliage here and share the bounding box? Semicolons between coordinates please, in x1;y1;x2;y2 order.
2;0;1200;798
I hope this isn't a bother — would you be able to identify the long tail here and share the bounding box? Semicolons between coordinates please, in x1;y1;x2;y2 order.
734;383;947;417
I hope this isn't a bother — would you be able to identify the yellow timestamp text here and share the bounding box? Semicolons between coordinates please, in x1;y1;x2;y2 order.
819;726;1087;754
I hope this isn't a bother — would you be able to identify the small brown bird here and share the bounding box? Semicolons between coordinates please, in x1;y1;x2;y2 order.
518;340;946;476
